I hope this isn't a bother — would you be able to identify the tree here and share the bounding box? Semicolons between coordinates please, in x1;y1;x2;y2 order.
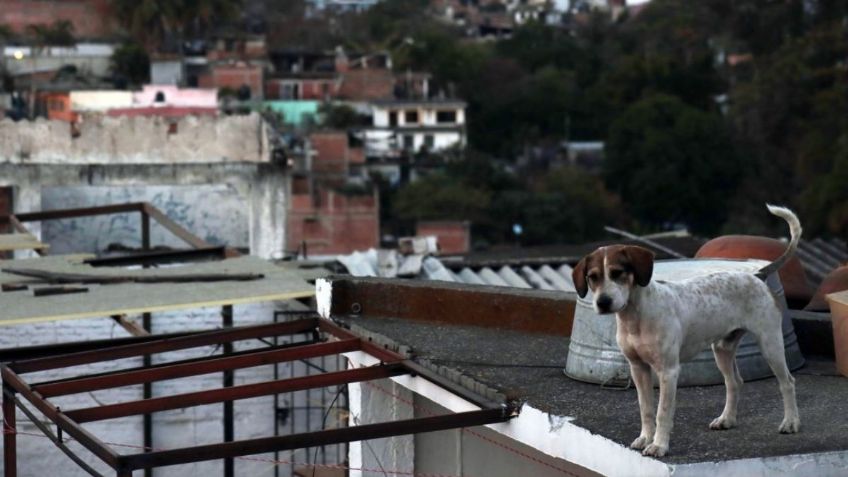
604;94;741;234
109;0;241;50
110;42;151;87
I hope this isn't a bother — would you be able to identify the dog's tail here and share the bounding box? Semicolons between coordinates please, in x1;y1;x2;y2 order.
757;204;802;279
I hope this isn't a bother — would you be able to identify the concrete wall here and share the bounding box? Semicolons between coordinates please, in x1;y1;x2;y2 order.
1;163;287;259
41;184;250;254
70;90;134;111
0;114;268;165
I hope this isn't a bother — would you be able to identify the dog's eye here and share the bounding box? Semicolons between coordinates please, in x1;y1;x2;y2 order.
610;269;623;280
587;273;599;283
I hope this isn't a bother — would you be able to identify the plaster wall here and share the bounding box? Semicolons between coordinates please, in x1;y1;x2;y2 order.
0;113;268;165
1;162;286;259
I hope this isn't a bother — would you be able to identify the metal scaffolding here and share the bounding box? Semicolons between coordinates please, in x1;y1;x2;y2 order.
2;317;515;477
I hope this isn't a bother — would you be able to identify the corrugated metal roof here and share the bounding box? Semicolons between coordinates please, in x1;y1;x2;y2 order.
336;248;575;292
797;238;848;284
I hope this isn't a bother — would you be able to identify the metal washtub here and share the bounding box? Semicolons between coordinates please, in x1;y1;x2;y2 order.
565;258;805;386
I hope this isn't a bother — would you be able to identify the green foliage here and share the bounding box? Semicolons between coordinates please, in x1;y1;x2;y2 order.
110;0;241;49
320;103;367;129
110;42;150;87
26;20;75;47
604;94;740;234
393;172;492;223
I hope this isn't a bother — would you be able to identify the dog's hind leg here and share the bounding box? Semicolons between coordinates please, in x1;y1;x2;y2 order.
710;329;746;430
755;321;801;433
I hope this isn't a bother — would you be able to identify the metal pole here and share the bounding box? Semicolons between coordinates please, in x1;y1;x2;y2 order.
3;385;16;477
141;210;154;477
222;305;234;477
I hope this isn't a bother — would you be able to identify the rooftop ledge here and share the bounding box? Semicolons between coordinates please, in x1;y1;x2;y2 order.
317;276;848;477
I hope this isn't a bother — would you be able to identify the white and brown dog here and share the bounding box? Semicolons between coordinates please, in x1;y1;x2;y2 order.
572;205;801;457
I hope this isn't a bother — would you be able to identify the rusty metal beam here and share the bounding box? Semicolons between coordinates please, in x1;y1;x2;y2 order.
1;366;120;468
11;318;320;373
110;315;149;338
3;384;16;477
12;203;146;222
0;330;200;363
325;276;577;336
34;339;362;397
85;247;229;268
142;203;210;249
318;319;405;363
120;407;509;471
66;364;407;423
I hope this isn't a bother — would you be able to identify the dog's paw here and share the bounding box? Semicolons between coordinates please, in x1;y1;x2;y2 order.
630;435;651;450
779;416;800;434
642;443;668;457
709;415;736;430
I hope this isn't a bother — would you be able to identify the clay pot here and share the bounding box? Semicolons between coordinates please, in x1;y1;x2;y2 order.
806;265;848;311
696;235;813;308
826;290;848;377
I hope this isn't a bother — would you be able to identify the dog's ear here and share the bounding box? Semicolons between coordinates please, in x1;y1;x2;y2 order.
572;256;589;298
625;246;655;287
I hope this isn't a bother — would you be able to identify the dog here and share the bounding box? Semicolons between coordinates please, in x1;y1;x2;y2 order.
572;204;801;457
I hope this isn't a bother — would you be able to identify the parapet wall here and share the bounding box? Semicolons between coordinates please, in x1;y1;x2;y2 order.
0;113;268;164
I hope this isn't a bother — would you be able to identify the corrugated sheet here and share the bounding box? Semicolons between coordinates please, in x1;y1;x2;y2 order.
335;248;575;292
797;238;848;284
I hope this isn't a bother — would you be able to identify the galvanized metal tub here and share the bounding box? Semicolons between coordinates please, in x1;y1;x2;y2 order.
565;258;805;386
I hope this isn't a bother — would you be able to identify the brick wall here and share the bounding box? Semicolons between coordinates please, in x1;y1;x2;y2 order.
417;221;471;254
338;69;395;101
0;0;116;39
201;63;264;99
287;188;379;255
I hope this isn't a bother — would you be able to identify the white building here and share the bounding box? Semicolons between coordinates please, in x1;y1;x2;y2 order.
363;99;467;158
2;43;115;77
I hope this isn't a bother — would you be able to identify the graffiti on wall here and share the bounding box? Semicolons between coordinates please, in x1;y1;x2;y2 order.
41;185;249;254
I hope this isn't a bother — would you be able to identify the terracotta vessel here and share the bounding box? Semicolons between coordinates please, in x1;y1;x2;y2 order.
696;235;813;308
806;265;848;311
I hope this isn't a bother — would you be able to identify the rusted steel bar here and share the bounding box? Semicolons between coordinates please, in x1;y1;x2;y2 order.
84;247;228;267
1;268;263;284
11;318;320;373
318;319;405;363
7;215;30;235
323;276;577;336
0;330;200;363
13;203;146;222
110;315;149;338
32;338;320;389
66;364;407;423
10;393;105;477
142;203;210;249
400;360;506;411
34;326;344;397
1;366;120;468
222;305;234;477
3;384;16;477
120;407;508;471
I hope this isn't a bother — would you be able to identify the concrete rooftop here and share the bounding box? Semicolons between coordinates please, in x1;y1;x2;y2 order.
335;315;848;467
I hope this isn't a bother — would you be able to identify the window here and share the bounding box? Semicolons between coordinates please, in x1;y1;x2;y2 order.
436;110;457;124
405;110;419;124
424;134;434;150
402;134;414;150
389;111;398;127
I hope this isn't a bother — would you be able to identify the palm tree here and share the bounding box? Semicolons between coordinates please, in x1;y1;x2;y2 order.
110;0;241;52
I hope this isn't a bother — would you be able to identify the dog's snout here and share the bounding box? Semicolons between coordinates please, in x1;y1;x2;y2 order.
596;294;613;312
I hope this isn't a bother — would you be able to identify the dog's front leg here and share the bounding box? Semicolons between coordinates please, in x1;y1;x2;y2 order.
629;361;655;450
643;365;679;457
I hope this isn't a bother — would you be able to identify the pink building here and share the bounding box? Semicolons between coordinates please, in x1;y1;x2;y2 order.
132;85;218;108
